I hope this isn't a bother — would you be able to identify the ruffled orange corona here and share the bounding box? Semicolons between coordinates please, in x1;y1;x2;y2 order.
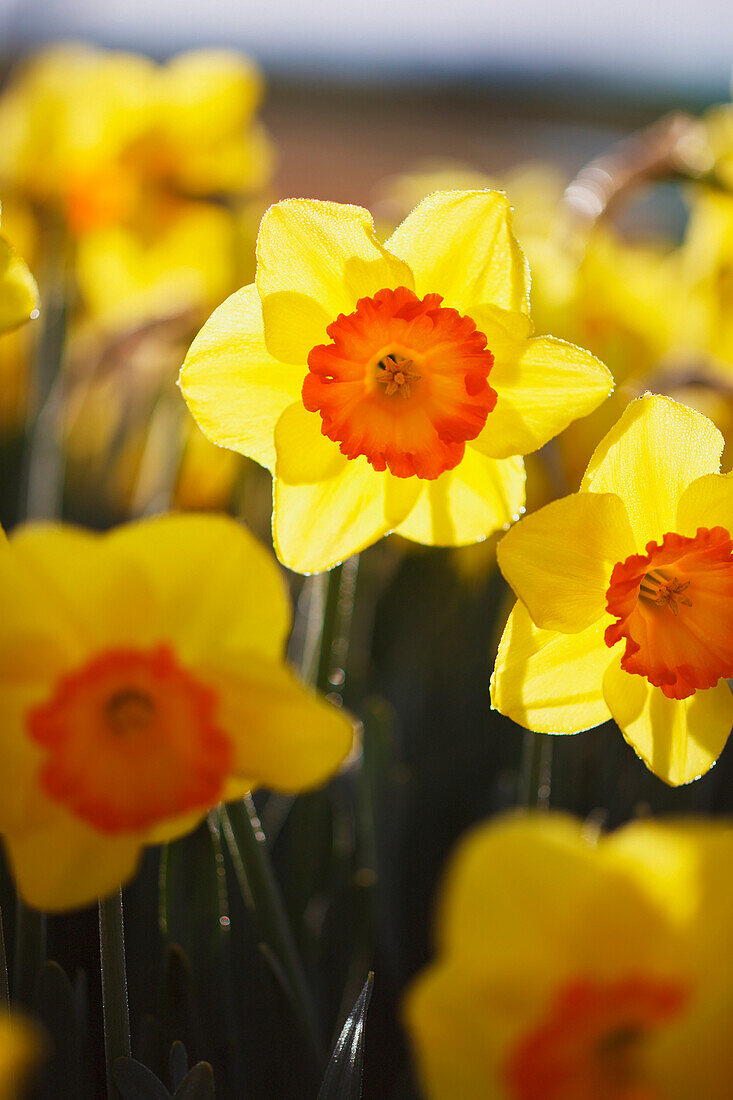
492;395;733;784
303;286;496;479
505;977;687;1100
28;646;232;833
405;814;733;1100
605;527;733;700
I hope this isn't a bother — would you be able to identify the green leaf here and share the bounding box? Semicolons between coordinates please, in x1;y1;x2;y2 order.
172;1062;215;1099
32;961;84;1098
317;973;373;1100
169;1041;189;1091
113;1056;171;1100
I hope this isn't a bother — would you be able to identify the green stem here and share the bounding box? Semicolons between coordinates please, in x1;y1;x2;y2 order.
219;797;324;1065
12;899;46;1007
518;732;553;809
0;905;8;1011
21;213;68;522
98;890;131;1099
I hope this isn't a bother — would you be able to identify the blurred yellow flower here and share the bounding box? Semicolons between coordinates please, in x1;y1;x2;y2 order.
0;43;271;235
492;394;733;785
180;191;611;573
75;200;238;330
0;205;38;335
126;49;273;198
405;812;733;1100
0;1015;38;1099
0;513;353;911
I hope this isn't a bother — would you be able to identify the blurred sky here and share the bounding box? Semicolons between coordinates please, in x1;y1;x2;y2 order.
1;0;732;100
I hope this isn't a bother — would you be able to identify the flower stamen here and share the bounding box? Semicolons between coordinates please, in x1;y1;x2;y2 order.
638;571;692;615
376;353;421;398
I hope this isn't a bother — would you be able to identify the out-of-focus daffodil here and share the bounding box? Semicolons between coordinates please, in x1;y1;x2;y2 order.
0;44;271;235
180;191;611;573
75;201;238;330
126;49;273;198
174;419;243;512
0;1015;38;1099
405;812;733;1100
0;205;38;334
492;394;733;785
0;513;354;910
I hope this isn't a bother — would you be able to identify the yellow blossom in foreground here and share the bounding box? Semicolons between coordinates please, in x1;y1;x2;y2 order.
180;191;611;573
405;812;733;1100
0;206;38;334
0;1015;38;1099
492;394;733;785
0;513;353;911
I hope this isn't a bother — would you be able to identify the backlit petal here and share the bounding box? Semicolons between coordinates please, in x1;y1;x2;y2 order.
273;404;418;572
602;654;733;785
395;449;525;546
675;472;733;537
473;336;613;460
0;235;38;333
256;199;413;355
385;190;529;314
3;812;142;911
491;603;612;733
201;651;355;792
497;493;635;633
108;513;291;664
179;284;303;472
581;395;723;548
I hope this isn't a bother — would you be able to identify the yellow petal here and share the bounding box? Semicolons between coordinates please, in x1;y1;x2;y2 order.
602;654;733;785
675;472;733;537
473;336;613;460
496;492;634;632
2;524;152;661
107;512;291;664
0;1015;40;1099
3;812;142;911
201;651;355;792
435;813;666;979
384;190;529;314
273;404;419;572
581;395;723;548
491;603;612;733
179;284;303;471
256;199;413;358
395;449;525;546
0;235;39;334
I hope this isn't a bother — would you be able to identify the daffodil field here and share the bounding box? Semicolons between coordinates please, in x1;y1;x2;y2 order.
2;40;733;1099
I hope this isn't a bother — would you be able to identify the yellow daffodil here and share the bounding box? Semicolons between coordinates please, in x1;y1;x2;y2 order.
0;205;38;335
75;200;238;330
0;44;271;235
0;513;353;911
492;393;733;785
0;1015;38;1099
127;49;272;198
180;191;611;573
405;812;733;1100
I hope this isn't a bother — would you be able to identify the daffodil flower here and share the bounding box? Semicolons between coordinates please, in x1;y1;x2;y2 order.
405;812;733;1100
0;1015;38;1100
0;513;354;911
0;205;38;334
180;191;612;573
492;393;733;785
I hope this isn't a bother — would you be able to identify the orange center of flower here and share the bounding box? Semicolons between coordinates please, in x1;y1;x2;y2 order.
302;286;497;479
605;526;733;700
27;645;233;834
504;976;687;1100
